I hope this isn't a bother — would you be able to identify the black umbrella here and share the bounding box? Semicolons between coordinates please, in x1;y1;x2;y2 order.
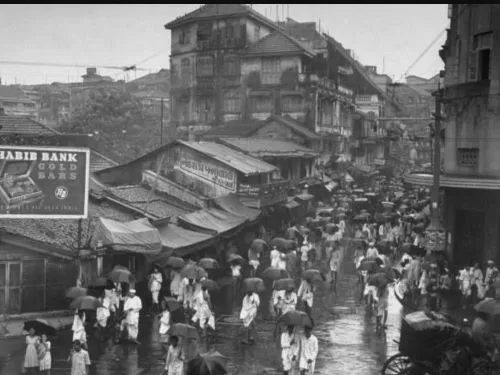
187;351;228;375
24;319;57;336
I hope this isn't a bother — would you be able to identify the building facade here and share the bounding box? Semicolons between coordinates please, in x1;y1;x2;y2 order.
406;4;500;266
0;85;38;118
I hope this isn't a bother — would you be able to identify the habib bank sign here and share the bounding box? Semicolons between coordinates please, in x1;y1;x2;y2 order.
0;146;90;219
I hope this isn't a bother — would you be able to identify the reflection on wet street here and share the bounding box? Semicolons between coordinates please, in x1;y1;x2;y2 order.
1;242;404;374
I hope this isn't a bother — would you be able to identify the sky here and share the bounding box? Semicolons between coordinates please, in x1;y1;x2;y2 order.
0;4;449;85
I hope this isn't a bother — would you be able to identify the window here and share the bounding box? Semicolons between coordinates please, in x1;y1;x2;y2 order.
281;95;304;113
470;32;492;81
179;28;189;45
197;55;214;77
223;90;241;113
261;58;281;85
457;148;479;167
223;55;240;76
181;58;192;86
250;96;272;113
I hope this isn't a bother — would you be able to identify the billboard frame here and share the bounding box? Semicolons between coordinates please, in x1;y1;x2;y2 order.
0;145;90;219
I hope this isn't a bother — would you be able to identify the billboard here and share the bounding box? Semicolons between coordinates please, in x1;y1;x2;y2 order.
0;146;90;219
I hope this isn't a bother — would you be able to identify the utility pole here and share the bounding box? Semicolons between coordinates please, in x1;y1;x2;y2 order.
160;97;164;145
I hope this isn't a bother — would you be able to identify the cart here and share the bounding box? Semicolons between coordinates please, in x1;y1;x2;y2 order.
381;311;495;374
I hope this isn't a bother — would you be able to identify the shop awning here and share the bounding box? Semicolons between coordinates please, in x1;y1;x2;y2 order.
153;223;216;258
177;208;248;236
212;194;261;222
90;218;162;254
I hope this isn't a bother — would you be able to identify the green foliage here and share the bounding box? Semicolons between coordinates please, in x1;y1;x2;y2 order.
59;87;167;163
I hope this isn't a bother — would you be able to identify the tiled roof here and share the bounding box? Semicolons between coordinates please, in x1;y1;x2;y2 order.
0;200;136;252
178;140;278;175
245;30;315;57
266;115;319;139
106;185;194;220
220;137;318;158
0;86;33;101
201;119;267;138
165;4;278;30
0;115;57;135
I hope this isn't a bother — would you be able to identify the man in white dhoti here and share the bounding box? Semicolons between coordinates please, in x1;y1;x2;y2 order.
281;325;299;375
72;310;87;349
299;326;318;375
191;284;216;334
149;267;163;312
239;291;260;344
123;289;142;344
271;245;281;269
297;279;314;318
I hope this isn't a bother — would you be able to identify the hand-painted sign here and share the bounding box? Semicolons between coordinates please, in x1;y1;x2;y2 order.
0;146;90;218
178;149;236;192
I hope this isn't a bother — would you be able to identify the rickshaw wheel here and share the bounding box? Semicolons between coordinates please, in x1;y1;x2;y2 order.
382;353;414;375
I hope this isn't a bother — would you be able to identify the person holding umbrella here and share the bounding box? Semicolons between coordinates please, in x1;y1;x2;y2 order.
375;283;389;331
281;325;299;375
23;327;40;374
248;242;262;278
123;288;142;344
270;245;281;269
240;290;260;344
281;286;298;315
163;335;185;375
95;290;111;341
298;278;315;319
149;266;163;313
158;300;171;353
298;326;318;375
71;310;87;350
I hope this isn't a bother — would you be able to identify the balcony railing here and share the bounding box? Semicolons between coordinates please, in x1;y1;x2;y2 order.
238;180;291;197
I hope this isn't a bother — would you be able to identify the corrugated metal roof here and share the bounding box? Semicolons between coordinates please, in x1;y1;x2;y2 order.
245;30;315;57
221;137;318;158
106;185;194;220
90;151;118;172
178;140;278;176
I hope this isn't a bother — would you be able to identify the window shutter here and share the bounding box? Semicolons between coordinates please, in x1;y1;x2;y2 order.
468;50;478;81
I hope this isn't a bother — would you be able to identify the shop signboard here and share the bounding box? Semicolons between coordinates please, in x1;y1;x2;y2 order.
0;145;90;219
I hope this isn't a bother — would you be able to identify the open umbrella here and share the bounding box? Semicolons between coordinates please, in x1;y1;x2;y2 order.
163;296;182;312
279;310;313;327
474;299;500;315
198;258;219;270
273;278;296;291
181;264;208;280
165;256;186;269
358;257;383;272
243;277;266;293
88;277;114;289
168;323;198;339
70;295;101;311
201;278;219;292
108;266;135;284
386;268;402;282
187;350;228;375
271;237;296;252
216;276;234;287
303;269;325;283
367;272;391;288
23;319;57;336
65;287;87;299
250;239;267;253
262;267;290;281
408;245;426;258
227;253;245;264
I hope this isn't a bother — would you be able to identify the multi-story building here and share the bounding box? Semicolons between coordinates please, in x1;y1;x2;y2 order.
0;84;38;118
405;4;500;266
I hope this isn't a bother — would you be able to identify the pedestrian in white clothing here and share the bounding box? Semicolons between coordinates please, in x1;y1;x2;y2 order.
158;303;171;352
271;245;281;269
123;289;142;344
299;326;318;375
281;287;298;315
169;270;182;300
71;310;87;349
281;325;299;375
148;267;163;312
366;242;379;258
239;291;260;344
297;279;314;318
163;335;184;375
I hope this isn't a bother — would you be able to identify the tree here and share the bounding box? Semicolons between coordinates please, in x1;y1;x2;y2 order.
59;87;168;163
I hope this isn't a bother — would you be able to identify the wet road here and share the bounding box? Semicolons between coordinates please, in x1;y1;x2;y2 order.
1;239;406;375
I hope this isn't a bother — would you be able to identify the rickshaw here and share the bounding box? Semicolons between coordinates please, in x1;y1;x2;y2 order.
382;311;496;375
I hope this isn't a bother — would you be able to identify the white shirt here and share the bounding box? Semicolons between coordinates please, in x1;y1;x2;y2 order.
231;264;242;277
298;280;314;307
270;249;280;268
170;271;182;296
299;334;319;371
277;255;287;270
159;310;171;335
366;247;379;258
